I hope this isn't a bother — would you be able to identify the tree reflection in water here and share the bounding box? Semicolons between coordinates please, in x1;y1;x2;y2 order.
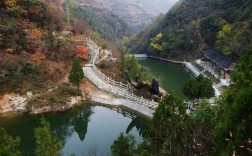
73;105;92;141
0;104;149;155
108;107;150;137
126;116;150;137
46;105;93;145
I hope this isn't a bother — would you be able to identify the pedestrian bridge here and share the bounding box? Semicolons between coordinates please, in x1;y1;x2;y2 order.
83;39;158;115
83;64;158;110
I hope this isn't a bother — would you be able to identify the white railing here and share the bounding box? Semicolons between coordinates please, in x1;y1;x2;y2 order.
92;65;133;93
92;47;99;65
134;54;147;58
84;67;158;110
84;38;158;110
184;62;200;77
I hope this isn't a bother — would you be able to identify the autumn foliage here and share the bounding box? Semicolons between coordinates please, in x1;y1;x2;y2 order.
75;45;89;61
31;28;42;38
4;0;17;10
30;52;46;62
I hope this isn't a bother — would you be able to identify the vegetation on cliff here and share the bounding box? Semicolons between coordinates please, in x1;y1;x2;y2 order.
127;0;252;60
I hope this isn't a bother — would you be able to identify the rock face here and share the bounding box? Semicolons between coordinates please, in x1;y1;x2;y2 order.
0;91;89;114
0;93;27;113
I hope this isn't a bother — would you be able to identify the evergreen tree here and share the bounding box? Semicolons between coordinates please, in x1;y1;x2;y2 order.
189;100;216;154
68;58;84;94
0;127;22;156
129;56;140;79
119;51;126;72
151;78;159;94
111;133;136;156
147;92;190;155
183;74;214;101
214;49;252;155
183;78;198;101
34;117;62;156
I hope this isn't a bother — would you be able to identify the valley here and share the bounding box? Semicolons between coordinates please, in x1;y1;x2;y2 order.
0;0;251;155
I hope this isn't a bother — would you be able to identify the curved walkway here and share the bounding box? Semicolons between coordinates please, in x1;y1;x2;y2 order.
83;39;158;116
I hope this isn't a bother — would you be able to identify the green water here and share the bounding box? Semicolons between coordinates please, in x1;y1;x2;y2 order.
0;104;149;155
139;58;192;98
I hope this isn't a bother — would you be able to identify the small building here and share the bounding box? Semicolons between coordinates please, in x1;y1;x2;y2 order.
203;49;233;79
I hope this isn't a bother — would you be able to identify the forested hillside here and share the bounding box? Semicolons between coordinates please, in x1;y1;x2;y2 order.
0;0;128;96
78;0;178;32
127;0;252;60
70;0;130;40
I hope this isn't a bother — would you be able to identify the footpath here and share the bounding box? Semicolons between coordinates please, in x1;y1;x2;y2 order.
83;38;157;117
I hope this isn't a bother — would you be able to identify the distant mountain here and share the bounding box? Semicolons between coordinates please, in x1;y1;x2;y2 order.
140;0;179;15
76;0;178;32
71;0;131;40
127;0;252;60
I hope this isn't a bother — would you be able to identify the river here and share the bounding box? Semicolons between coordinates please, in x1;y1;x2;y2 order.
0;58;191;155
0;104;149;155
139;58;192;98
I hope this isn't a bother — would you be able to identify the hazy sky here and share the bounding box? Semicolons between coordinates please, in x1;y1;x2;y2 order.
141;0;179;14
94;0;179;14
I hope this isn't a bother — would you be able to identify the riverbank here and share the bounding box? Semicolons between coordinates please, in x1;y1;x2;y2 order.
147;56;184;64
0;79;96;115
0;79;154;118
0;92;88;115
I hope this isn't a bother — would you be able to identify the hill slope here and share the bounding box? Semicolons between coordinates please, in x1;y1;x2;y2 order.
71;0;131;40
0;0;125;95
76;0;178;32
127;0;252;60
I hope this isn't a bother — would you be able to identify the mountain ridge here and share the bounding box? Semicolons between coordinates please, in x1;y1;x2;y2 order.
76;0;178;32
127;0;252;60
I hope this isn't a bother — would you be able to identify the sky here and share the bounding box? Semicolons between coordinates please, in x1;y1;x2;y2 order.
140;0;179;14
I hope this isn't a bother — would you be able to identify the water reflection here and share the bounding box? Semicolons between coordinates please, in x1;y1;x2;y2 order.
108;107;150;137
0;104;149;155
126;116;149;136
72;106;92;141
47;105;93;145
139;58;192;98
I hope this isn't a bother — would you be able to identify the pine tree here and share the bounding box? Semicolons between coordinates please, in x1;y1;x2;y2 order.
214;50;252;155
68;58;84;94
119;51;126;72
151;78;159;94
148;92;189;155
0;127;21;156
129;56;140;79
34;117;62;156
183;74;214;101
111;133;136;156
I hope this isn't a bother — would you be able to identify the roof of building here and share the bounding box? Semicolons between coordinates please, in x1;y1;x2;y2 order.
204;49;232;70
